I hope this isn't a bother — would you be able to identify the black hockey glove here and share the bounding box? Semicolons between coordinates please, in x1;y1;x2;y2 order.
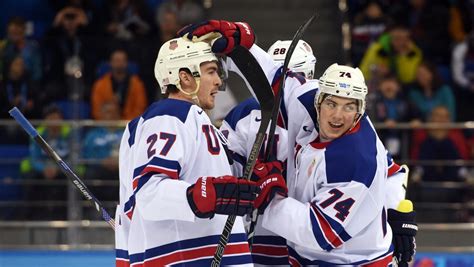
388;208;418;266
186;176;259;218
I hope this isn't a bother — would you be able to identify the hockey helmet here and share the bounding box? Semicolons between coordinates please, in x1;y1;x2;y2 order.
267;40;317;79
315;63;368;116
154;37;221;94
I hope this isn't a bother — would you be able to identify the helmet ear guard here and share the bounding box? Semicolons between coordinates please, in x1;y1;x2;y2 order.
267;39;317;79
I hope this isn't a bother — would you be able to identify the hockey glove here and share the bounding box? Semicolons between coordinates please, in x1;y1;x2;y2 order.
251;159;284;182
186;176;259;218
178;20;255;54
255;166;288;214
388;208;418;266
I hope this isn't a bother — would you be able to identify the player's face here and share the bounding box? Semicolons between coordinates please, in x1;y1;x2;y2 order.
318;95;358;142
197;61;222;110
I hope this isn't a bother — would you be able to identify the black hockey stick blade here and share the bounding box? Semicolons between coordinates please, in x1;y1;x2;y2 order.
248;13;318;247
9;107;116;230
211;45;275;266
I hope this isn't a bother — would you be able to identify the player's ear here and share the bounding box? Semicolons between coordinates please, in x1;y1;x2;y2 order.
178;69;193;88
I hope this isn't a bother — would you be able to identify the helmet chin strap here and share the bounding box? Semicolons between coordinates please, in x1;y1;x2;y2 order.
176;79;202;107
348;113;362;131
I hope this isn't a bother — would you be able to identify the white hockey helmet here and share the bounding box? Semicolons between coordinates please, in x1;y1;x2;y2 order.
315;63;368;116
154;37;220;94
267;40;317;79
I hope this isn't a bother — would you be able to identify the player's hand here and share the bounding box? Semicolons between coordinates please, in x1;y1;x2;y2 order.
254;166;288;214
388;208;417;265
186;175;259;218
251;159;283;182
178;20;255;54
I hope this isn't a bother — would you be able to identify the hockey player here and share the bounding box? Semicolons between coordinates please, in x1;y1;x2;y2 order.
261;64;395;265
113;36;282;266
179;21;416;266
220;39;315;266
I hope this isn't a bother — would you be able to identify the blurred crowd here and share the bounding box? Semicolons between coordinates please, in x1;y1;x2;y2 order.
0;0;472;222
0;0;207;220
348;0;474;222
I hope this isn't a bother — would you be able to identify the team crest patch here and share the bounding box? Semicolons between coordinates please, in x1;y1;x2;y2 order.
307;158;316;177
169;40;178;50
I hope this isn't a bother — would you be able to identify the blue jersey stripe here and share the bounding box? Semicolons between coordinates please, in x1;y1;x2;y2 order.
309;206;333;251
316;205;352;242
297;89;318;128
325;116;377;188
142;98;192;123
253;235;287;246
232;151;247;167
288;245;394;266
223;98;260;131
132;157;181;178
252;254;290;265
170;254;253;266
127;117;140;147
129;233;248;263
115;249;129;259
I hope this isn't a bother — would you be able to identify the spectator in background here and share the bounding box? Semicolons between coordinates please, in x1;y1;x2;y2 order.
100;0;154;41
452;31;474;121
42;5;98;103
0;16;42;82
0;56;39;119
411;105;470;182
91;48;147;120
23;105;70;219
371;74;420;157
359;24;423;85
408;61;456;121
98;0;159;102
155;0;181;42
350;0;389;66
406;0;453;66
154;0;206;42
449;0;473;43
174;0;205;26
83;101;122;201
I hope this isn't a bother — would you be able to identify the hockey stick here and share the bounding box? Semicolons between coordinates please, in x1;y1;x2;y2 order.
211;45;275;266
9;107;115;230
247;13;318;247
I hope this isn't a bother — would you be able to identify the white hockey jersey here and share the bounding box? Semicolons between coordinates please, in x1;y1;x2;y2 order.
115;98;252;266
262;115;393;266
220;97;290;266
222;44;407;265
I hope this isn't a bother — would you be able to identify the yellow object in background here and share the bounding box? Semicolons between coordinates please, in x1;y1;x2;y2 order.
397;199;414;213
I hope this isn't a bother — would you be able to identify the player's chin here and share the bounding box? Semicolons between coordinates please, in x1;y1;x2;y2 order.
323;128;345;141
202;100;215;110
